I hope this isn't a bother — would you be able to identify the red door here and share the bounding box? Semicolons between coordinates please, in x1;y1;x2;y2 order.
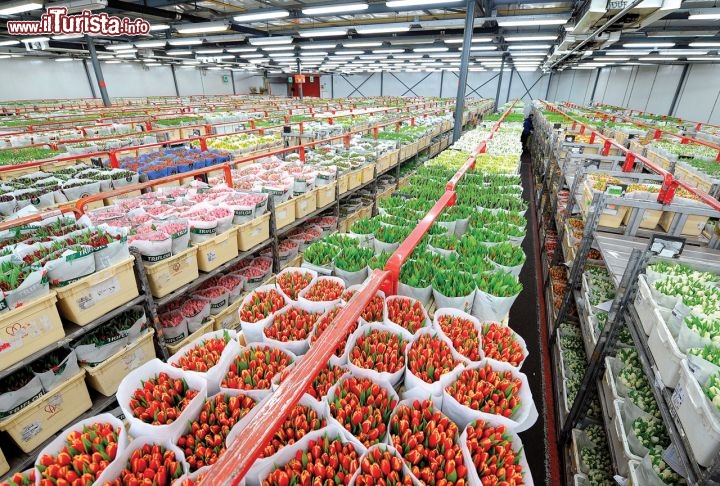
291;75;321;97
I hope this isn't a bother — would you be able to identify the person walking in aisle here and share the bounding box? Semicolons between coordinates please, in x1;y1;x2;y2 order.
521;113;534;152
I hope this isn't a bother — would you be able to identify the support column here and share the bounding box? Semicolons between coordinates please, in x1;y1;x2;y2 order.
505;67;514;105
85;35;110;107
589;68;601;105
230;70;237;95
669;64;690;117
380;71;384;96
439;69;444;98
170;64;180;96
452;0;476;142
82;60;97;99
545;71;553;100
494;55;506;111
296;59;303;100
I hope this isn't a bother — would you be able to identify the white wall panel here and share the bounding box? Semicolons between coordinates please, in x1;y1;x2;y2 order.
625;65;657;111
232;72;264;95
675;64;720;123
97;63;176;98
599;67;634;106
0;58;92;101
644;65;683;115
332;74;381;98
553;71;576;102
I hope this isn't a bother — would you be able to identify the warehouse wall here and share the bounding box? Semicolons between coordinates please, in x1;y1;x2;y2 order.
322;70;550;105
547;63;720;124
0;57;265;101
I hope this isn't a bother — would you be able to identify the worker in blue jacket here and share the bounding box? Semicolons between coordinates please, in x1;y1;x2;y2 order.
521;113;534;152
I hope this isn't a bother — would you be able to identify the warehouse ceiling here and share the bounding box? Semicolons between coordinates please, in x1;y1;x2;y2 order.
0;0;719;73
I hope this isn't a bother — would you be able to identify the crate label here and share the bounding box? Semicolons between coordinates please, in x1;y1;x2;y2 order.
169;258;191;278
77;277;120;310
250;228;261;237
278;210;287;219
2;315;53;352
672;384;684;408
207;251;217;263
21;421;42;442
123;349;145;371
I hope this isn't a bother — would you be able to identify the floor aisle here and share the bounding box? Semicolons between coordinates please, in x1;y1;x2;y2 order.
514;152;561;485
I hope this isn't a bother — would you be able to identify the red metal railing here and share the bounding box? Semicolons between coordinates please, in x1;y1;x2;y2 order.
543;101;720;212
594;102;720;132
202;101;511;485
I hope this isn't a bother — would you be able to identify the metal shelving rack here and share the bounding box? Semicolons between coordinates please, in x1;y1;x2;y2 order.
533;104;720;485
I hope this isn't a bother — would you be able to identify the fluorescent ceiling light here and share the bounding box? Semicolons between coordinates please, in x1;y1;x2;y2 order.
233;10;289;22
601;57;629;61
299;28;347;37
207;66;223;70
688;57;720;60
227;47;257;52
104;60;122;64
176;22;228;34
639;57;677;61
659;50;706;55
300;43;336;49
394;53;422;58
386;0;462;6
54;58;76;62
329;55;355;60
355;24;410;34
22;36;49;43
336;50;365;55
248;59;265;63
496;16;567;27
605;50;649;56
106;44;135;50
53;34;84;40
0;1;42;15
343;41;382;47
149;24;170;31
689;42;720;47
302;3;368;14
0;40;20;47
269;52;294;58
516;67;538;71
167;49;193;55
241;54;265;58
145;63;163;66
508;44;551;50
301;52;328;56
262;45;295;51
196;49;224;54
180;65;196;69
504;35;557;41
168;39;203;46
445;37;493;44
135;40;167;48
97;54;114;59
623;42;674;48
374;49;404;54
414;47;448;52
116;53;137;58
249;36;293;46
688;12;720;20
470;45;497;51
183;60;200;64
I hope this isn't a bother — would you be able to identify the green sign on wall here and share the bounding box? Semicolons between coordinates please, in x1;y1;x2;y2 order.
222;75;230;84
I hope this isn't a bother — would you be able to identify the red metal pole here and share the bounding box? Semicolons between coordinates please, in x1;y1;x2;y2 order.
199;271;390;486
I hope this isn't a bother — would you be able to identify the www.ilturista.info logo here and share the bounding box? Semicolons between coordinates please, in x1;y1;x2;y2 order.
7;7;151;37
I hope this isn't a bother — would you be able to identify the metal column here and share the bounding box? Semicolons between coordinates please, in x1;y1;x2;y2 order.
380;71;384;96
452;0;476;142
230;70;237;95
439;69;444;98
590;68;601;104
505;67;514;105
170;65;180;96
85;35;111;107
494;55;506;111
545;71;553;100
82;60;97;99
297;59;303;100
669;63;690;117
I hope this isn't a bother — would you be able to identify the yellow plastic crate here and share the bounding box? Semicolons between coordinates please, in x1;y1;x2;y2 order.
55;258;139;326
659;211;709;237
388;149;400;167
83;330;156;397
0;370;91;453
347;169;363;190
237;213;270;251
0;292;64;372
376;153;392;173
213;300;242;331
360;164;375;184
338;173;350;195
295;190;318;219
145;246;199;298
166;319;214;355
0;446;8;476
316;182;336;209
195;228;239;272
275;199;296;230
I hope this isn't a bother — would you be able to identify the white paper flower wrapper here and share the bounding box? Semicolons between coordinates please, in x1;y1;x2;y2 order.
239;284;291;343
116;359;208;442
398;282;433;307
167;329;239;396
621;398;656;458
34;413;129;484
324;371;399;447
334;266;368;287
251;425;367;486
301;261;334;276
374;239;400;255
262;304;320;356
348;444;423;486
440;359;538;433
215;341;298;395
433;287;475;314
460;418;534;486
274;266;318;302
94;436;189;486
172;465;214;486
385;295;431;338
298;276;346;314
433;308;485;365
345;323;408;388
34;349;80;392
238;394;330;486
348;232;375;250
404;327;468;397
472;288;519;323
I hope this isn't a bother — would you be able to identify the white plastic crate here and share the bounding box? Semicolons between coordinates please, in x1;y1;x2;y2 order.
647;312;685;388
611;399;643;477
